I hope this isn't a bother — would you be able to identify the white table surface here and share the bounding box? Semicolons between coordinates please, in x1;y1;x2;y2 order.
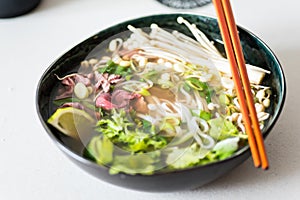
1;0;299;199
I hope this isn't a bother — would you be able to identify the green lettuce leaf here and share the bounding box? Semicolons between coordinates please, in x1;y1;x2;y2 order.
166;143;210;169
109;151;160;175
96;109;167;153
208;118;239;140
212;137;240;160
85;135;114;165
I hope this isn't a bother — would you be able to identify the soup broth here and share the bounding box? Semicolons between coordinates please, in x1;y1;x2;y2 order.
47;17;272;175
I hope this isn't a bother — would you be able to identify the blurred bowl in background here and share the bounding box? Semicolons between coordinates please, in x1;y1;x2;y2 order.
156;0;211;9
0;0;41;18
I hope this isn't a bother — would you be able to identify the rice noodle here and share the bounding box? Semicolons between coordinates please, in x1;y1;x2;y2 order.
116;80;149;91
179;103;215;149
179;85;193;105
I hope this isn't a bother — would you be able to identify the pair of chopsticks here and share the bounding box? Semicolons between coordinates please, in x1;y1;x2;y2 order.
212;0;269;169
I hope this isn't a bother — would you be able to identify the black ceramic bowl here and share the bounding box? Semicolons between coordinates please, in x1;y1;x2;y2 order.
0;0;41;18
36;13;286;192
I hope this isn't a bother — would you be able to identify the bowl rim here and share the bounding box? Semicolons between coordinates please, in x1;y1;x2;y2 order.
36;13;287;176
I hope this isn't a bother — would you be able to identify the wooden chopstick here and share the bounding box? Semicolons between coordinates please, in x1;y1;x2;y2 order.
212;0;269;169
220;0;269;169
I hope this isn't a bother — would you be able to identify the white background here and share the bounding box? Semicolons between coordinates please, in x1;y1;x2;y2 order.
1;0;299;199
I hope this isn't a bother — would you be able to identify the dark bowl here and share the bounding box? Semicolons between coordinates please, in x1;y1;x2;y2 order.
0;0;41;18
36;13;286;192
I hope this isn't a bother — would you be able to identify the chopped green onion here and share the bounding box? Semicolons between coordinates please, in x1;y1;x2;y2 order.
138;88;151;96
200;110;212;121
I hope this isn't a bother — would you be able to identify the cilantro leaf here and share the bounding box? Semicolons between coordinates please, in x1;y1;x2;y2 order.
98;60;131;77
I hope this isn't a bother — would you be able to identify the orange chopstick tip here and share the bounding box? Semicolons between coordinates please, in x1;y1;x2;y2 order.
262;166;269;170
254;162;261;168
262;163;269;170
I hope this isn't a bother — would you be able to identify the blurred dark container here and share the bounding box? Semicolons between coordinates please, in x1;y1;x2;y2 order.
157;0;211;9
0;0;41;18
